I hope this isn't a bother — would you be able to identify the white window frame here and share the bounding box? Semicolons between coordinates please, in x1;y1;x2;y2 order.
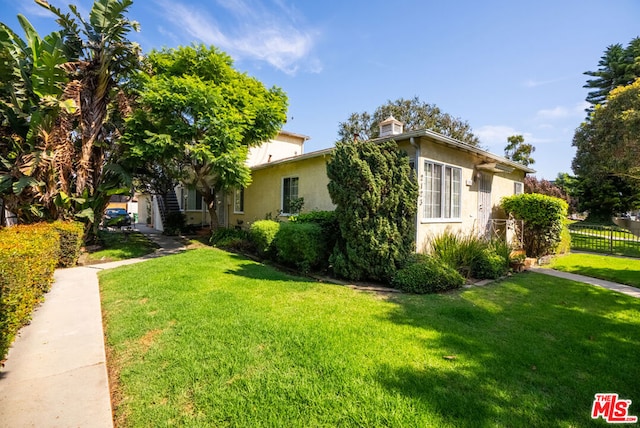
280;176;299;216
514;182;524;195
233;188;244;214
422;160;462;222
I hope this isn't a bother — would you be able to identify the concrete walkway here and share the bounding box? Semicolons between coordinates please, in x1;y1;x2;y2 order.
530;267;640;298
0;225;185;428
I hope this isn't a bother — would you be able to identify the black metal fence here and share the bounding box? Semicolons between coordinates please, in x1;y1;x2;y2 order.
568;223;640;258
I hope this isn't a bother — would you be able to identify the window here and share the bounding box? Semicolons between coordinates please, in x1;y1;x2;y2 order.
234;188;244;213
281;177;299;215
423;161;461;220
185;188;203;210
514;182;524;195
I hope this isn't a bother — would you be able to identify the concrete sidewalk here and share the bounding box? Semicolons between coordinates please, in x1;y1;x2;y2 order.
530;267;640;298
0;226;185;428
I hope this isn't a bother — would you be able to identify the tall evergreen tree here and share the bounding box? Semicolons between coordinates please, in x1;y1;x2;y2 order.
326;140;417;282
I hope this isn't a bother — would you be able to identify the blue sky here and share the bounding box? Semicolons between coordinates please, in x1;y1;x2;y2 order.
2;0;639;179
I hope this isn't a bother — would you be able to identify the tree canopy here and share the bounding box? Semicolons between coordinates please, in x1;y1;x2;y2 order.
337;96;480;146
583;37;640;113
504;134;535;167
0;0;140;237
122;44;288;229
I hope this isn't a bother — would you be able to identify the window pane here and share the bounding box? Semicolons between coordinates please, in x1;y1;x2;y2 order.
444;167;452;218
432;164;442;218
452;168;461;218
282;177;299;214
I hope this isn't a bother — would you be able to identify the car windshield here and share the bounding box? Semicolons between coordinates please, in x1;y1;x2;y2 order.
106;209;127;216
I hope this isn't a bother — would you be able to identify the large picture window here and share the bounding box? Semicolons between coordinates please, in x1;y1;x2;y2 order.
281;177;299;215
423;161;461;220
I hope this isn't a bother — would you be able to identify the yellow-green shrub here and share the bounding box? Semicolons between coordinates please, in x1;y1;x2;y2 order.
0;224;60;362
51;221;85;267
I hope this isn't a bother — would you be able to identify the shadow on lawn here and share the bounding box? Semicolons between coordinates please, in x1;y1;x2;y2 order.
224;253;316;284
375;273;640;427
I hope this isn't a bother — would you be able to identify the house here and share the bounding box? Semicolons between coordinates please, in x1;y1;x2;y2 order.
228;117;534;252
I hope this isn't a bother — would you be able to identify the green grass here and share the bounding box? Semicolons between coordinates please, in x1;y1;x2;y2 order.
100;248;640;427
549;253;640;288
85;230;157;263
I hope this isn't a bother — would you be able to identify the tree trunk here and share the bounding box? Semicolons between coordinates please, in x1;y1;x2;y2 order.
202;188;219;231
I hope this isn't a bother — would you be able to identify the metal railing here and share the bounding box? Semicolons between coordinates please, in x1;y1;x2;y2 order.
488;219;524;248
568;222;640;258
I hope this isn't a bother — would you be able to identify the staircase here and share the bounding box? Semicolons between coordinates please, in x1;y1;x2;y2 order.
156;189;182;231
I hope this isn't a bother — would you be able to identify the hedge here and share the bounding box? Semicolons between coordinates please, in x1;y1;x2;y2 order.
249;220;280;256
51;221;85;267
502;193;568;258
0;224;60;362
273;222;326;273
392;254;465;294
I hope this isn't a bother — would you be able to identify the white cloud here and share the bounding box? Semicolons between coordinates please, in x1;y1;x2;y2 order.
536;101;589;120
155;0;321;75
476;125;550;150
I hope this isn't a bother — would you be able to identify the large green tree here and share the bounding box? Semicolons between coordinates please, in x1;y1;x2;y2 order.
583;37;640;113
572;78;640;218
0;0;141;238
122;44;288;230
504;134;535;167
338;96;480;146
326;139;418;282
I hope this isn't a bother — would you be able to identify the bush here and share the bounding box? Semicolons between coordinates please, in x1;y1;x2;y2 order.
502;193;568;258
428;231;485;278
327;140;418;282
163;212;186;236
51;220;85;267
0;224;60;362
392;255;465;294
290;210;338;265
249;220;280;256
556;221;572;255
273;222;325;273
210;227;253;252
471;248;508;280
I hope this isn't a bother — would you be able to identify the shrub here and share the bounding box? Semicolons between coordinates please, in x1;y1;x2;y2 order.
502;193;568;258
249;220;280;256
556;221;572;255
290;210;338;264
273;222;325;273
163;212;186;236
327;140;418;282
428;231;485;278
51;220;85;267
471;248;508;280
392;255;465;294
0;224;60;362
210;227;253;252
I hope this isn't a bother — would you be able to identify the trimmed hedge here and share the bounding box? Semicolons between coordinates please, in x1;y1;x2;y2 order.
0;224;60;362
249;220;280;255
273;222;325;273
210;227;253;253
502;193;568;258
392;254;465;294
51;221;85;267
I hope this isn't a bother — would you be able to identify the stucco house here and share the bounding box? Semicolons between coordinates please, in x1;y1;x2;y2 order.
141;119;534;251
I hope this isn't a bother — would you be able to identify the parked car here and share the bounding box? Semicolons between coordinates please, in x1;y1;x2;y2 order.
103;208;132;228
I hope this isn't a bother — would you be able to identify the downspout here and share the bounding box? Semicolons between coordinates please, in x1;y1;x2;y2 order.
409;137;420;252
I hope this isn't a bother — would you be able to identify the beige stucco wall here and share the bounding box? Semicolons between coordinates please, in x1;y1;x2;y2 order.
398;137;525;253
246;132;306;167
228;152;334;228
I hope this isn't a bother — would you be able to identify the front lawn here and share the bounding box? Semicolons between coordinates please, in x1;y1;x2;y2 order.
549;252;640;288
83;230;157;263
100;248;640;427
